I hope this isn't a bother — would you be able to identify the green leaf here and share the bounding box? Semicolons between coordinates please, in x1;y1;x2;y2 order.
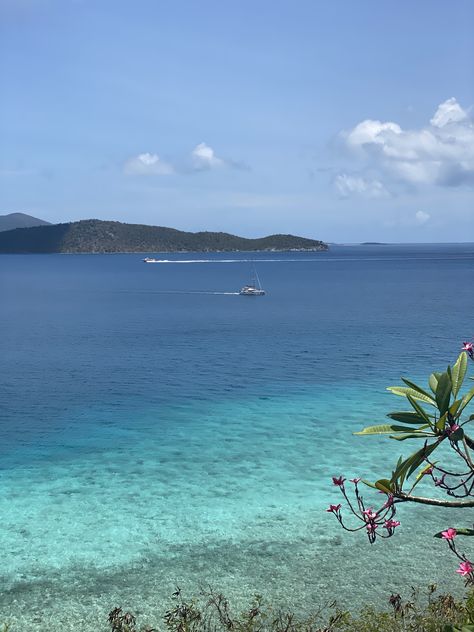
459;386;474;415
406;442;440;478
435;372;452;415
402;378;436;402
406;394;432;423
375;479;393;494
392;455;405;489
449;399;462;417
387;386;436;406
434;528;474;538
390;432;434;441
436;412;447;432
410;462;436;492
452;352;468;398
387;411;433;424
428;373;440;394
354;424;424;436
391;442;440;487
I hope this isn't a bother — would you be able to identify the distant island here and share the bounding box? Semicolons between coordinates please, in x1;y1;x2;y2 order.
0;219;328;254
0;212;51;232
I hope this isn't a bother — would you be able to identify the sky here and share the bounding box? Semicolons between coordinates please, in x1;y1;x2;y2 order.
1;0;473;242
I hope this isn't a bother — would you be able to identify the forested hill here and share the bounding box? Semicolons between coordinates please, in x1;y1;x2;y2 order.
0;212;50;232
0;219;328;253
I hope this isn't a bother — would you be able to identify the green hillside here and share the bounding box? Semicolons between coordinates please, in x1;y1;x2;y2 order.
0;219;328;253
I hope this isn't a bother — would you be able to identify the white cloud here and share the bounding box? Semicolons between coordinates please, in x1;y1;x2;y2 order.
124;152;174;176
415;210;430;225
334;173;389;198
191;142;224;171
124;143;234;176
340;98;474;190
430;97;468;128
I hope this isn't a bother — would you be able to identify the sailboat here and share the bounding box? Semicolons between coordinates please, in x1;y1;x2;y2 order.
239;267;265;296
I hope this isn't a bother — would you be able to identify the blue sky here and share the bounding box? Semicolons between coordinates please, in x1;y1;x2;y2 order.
1;0;473;242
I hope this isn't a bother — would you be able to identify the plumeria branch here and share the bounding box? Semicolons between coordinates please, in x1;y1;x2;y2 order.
439;528;474;585
327;477;399;544
328;343;474;584
392;492;474;508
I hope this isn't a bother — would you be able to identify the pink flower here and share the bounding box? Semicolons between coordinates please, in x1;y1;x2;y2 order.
441;528;457;540
456;560;473;576
447;424;460;436
350;477;361;484
462;342;474;359
366;523;378;533
384;519;400;530
362;508;377;520
326;504;341;514
435;474;447;487
332;476;346;487
383;495;394;508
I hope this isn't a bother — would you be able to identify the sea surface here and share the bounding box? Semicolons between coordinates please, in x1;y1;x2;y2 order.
1;244;474;630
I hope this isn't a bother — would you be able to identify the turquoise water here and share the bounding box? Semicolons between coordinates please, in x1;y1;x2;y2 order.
1;245;474;630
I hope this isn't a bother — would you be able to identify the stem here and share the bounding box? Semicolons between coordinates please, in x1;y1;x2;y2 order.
394;492;474;507
462;436;474;469
464;434;474;451
451;440;473;470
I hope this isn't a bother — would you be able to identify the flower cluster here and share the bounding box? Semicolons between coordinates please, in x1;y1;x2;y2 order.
327;476;399;544
462;341;474;360
441;528;474;583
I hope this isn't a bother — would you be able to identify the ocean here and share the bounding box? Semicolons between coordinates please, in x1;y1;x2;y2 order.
1;244;473;630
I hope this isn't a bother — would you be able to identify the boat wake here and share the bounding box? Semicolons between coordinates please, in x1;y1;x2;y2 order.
144;257;320;264
145;258;270;264
147;290;240;295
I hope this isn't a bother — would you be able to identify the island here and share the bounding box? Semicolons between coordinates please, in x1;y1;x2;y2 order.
0;212;51;232
0;219;329;254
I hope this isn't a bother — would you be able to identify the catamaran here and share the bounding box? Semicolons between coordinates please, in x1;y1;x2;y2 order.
239;268;265;296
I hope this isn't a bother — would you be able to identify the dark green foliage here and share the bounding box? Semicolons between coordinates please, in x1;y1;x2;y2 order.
1;585;472;631
0;219;328;254
101;587;474;632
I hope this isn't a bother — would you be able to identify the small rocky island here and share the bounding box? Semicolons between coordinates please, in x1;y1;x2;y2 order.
0;219;328;254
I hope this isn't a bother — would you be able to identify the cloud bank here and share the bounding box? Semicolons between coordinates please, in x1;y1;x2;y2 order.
337;98;474;195
334;173;389;198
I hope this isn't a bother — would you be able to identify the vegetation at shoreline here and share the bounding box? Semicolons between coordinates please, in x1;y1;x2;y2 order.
0;219;328;254
2;584;474;631
106;585;474;632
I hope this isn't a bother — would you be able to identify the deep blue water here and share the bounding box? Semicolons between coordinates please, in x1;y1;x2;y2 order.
1;244;474;630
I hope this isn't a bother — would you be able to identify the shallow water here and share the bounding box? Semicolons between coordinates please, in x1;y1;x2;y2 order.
1;245;473;630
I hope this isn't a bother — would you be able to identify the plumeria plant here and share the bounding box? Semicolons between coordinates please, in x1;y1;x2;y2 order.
328;342;474;583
